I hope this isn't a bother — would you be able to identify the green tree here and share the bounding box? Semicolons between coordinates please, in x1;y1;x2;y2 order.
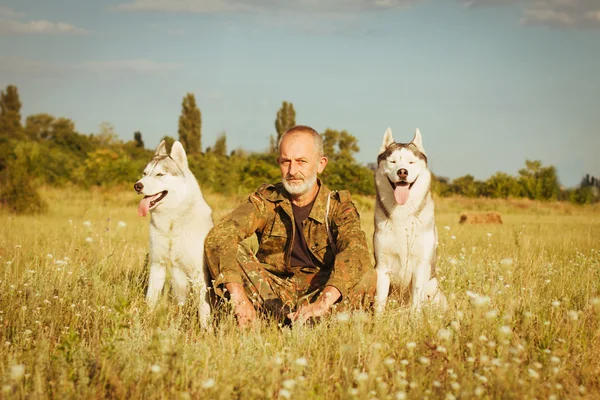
209;132;227;157
0;141;47;214
321;128;360;162
450;175;484;198
271;101;296;152
25;113;55;140
160;135;176;152
178;93;201;154
134;131;145;148
322;128;340;158
518;160;560;201
0;84;24;140
484;172;522;198
93;122;121;147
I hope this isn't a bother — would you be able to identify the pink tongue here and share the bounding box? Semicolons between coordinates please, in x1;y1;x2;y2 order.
394;185;410;205
138;194;161;217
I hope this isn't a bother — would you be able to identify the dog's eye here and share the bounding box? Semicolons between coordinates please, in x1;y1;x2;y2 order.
156;173;165;177
388;160;396;164
409;161;416;164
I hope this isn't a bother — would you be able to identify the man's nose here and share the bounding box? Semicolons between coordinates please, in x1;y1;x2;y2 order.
288;161;298;176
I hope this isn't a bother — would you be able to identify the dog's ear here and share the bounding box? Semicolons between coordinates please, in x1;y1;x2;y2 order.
379;127;394;155
170;141;188;169
155;140;168;156
411;128;426;156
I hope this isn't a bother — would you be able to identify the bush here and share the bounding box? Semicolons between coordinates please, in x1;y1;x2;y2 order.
0;162;47;214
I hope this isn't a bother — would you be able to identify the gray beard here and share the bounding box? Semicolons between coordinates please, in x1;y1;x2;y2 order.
282;172;317;196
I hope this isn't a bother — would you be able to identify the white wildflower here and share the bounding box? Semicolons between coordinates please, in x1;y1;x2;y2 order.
279;389;291;399
528;369;539;379
500;258;513;266
568;310;579;321
150;364;161;373
336;312;350;323
406;342;417;349
282;379;296;390
295;357;308;367
201;378;216;389
355;372;368;382
551;300;560;308
85;237;93;243
83;220;92;227
117;221;127;228
10;364;25;380
396;392;407;400
437;328;453;342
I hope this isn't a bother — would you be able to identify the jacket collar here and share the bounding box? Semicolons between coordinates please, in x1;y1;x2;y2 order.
266;178;331;224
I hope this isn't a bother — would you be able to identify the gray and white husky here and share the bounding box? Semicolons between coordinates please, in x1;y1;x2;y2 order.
134;140;213;328
374;128;447;314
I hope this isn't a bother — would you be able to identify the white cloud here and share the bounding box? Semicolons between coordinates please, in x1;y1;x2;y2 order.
0;5;24;18
76;59;184;74
522;0;600;28
462;0;600;29
0;19;90;35
114;0;419;15
0;57;183;78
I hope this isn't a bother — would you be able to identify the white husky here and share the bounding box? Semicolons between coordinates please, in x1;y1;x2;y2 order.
134;140;213;328
374;128;447;314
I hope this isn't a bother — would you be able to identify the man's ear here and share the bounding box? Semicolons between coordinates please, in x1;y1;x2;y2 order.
379;127;394;155
170;141;189;169
155;140;167;156
411;128;426;156
317;156;328;174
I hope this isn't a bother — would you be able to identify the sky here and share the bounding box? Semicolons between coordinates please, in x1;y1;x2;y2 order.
1;0;599;188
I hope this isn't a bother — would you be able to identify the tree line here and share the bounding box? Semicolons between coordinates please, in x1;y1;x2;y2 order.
0;84;597;214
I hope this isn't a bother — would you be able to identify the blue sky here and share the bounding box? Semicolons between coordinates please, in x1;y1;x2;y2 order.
1;0;599;187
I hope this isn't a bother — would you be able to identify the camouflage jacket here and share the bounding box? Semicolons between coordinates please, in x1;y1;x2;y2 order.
204;179;373;298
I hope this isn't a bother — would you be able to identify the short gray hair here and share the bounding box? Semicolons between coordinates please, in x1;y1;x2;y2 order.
278;125;324;157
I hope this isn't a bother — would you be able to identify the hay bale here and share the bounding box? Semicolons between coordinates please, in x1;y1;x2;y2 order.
459;212;503;224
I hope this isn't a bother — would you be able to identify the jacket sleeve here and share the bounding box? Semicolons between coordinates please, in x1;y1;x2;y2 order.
326;191;373;299
204;187;270;286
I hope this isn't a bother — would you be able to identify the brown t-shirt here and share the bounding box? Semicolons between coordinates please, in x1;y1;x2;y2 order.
290;198;317;268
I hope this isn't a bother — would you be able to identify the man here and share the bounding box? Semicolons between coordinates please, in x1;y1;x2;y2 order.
204;125;376;328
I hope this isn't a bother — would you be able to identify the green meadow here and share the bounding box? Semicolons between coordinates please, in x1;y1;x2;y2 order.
1;187;599;399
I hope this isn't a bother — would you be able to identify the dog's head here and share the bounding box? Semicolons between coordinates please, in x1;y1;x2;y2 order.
377;127;428;206
134;140;190;217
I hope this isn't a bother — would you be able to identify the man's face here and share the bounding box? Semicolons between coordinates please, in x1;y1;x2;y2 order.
277;133;327;196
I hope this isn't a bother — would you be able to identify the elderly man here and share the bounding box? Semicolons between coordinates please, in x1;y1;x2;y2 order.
205;125;376;328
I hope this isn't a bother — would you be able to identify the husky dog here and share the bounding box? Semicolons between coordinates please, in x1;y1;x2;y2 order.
134;140;214;328
373;128;447;314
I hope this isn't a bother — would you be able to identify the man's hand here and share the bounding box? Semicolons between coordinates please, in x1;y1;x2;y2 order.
224;282;256;329
288;286;341;324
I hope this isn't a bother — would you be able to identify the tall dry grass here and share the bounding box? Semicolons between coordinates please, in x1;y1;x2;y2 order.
0;186;599;399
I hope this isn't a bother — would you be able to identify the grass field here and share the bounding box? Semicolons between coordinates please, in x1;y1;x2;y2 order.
1;186;599;399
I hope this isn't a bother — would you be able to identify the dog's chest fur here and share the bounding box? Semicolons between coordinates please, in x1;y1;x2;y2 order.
149;202;213;274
